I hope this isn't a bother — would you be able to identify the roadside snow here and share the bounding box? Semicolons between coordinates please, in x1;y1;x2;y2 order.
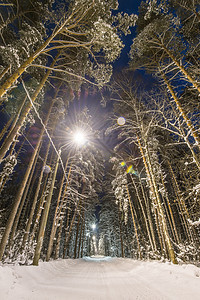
0;257;200;300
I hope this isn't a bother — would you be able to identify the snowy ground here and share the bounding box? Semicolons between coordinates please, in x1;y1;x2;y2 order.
0;256;200;300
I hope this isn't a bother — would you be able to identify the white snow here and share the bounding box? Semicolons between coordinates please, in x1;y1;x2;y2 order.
0;257;200;300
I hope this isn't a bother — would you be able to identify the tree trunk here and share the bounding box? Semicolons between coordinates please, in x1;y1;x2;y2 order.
80;218;85;258
73;207;82;259
160;70;200;149
21;139;51;250
137;135;177;263
9;143;41;246
138;174;157;252
117;201;124;258
33;149;60;266
0;55;59;162
78;209;84;258
46;163;71;261
130;176;155;252
0;102;53;261
62;199;82;259
161;43;200;94
160;171;180;244
126;183;141;259
0;116;13;141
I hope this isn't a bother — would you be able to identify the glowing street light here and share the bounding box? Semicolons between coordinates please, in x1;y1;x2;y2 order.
91;224;96;230
73;130;87;146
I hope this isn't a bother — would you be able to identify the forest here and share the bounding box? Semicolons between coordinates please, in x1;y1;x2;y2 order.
0;0;199;267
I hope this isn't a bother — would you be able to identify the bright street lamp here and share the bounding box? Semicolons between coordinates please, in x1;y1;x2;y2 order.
73;130;87;146
91;224;96;230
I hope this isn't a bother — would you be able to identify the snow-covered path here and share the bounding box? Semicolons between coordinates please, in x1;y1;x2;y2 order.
0;257;200;300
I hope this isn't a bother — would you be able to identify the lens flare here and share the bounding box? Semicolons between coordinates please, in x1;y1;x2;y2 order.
126;165;138;176
117;117;126;126
43;165;51;174
120;161;126;167
126;165;134;174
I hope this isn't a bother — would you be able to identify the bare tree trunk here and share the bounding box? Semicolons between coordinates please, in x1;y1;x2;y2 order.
137;135;177;264
130;176;155;252
0;102;53;260
117;201;124;258
0;64;11;81
78;208;84;258
167;160;194;243
21;139;51;250
160;71;200;149
80;219;85;258
54;218;64;260
0;55;59;162
138;174;157;251
9;144;41;246
73;207;82;259
145;140;177;263
62;199;82;259
33;149;60;266
161;43;200;94
0;116;13;141
46;163;71;261
161;172;180;244
126;184;141;259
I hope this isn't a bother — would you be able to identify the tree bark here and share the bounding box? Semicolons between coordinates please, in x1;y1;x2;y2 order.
33;149;60;266
0;102;53;260
0;55;59;162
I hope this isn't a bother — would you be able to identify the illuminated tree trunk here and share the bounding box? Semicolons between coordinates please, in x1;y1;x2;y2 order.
80;219;85;258
54;217;64;260
0;116;13;141
130;176;155;252
137;135;177;264
126;184;141;259
62;199;81;259
0;55;58;162
30;160;52;244
0;102;53;261
167;160;194;243
33;149;60;266
160;172;180;244
117;201;124;258
161;43;200;94
78;209;85;258
74;206;82;259
21;139;52;250
138;174;157;251
46;164;71;261
61;199;72;258
0;65;10;82
160;71;200;150
9;144;41;245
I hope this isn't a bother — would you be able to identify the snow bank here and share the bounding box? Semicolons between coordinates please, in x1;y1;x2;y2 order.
0;257;199;300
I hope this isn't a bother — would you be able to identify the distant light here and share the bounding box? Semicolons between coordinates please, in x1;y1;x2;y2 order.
117;117;126;126
91;224;96;230
73;130;87;146
92;235;96;241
